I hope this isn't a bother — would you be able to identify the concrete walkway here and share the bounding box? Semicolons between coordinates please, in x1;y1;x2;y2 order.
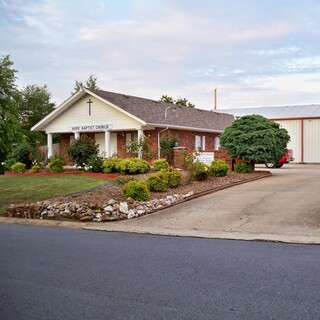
85;164;320;244
1;164;320;244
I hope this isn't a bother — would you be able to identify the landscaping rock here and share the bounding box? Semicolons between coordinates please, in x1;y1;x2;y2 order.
119;202;129;214
80;215;94;222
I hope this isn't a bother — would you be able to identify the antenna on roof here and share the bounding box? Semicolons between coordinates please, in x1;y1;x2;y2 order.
213;87;217;111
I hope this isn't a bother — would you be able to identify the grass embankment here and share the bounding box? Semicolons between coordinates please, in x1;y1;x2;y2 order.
0;175;112;213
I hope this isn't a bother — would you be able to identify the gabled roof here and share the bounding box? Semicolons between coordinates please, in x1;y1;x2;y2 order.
89;89;234;132
217;104;320;119
32;88;234;132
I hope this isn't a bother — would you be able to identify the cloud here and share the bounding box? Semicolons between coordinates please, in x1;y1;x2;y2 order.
1;0;320;109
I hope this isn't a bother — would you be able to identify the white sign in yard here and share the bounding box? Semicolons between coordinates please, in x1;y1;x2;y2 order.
69;124;112;132
194;152;214;165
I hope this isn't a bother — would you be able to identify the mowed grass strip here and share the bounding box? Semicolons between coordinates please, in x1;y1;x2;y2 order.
0;175;112;213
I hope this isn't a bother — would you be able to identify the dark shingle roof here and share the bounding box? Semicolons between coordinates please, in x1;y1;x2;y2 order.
89;89;234;132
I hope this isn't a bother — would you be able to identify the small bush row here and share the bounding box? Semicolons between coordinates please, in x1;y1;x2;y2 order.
191;159;230;181
103;157;150;174
122;167;182;201
121;159;229;201
9;157;64;174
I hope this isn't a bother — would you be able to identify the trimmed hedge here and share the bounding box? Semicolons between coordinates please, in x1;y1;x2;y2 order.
234;162;253;173
192;161;209;181
49;157;64;173
152;158;169;171
162;168;181;188
118;158;150;174
103;157;122;173
146;172;167;192
122;180;150;201
10;162;26;173
209;160;229;177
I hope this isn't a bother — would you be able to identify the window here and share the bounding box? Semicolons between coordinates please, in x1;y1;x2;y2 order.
195;135;206;150
214;136;220;150
126;133;132;146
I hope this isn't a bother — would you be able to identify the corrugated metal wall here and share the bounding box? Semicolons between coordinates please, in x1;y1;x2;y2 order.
304;119;320;162
274;119;320;163
275;120;301;162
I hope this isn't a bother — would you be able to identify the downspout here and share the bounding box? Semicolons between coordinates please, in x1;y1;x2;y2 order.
301;119;304;163
158;127;169;159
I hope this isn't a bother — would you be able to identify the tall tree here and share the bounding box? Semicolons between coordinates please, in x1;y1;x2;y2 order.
18;84;55;145
0;55;21;164
220;115;290;170
160;95;195;108
175;97;195;108
72;74;99;94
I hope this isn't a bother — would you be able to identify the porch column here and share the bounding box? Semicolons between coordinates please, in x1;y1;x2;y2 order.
74;132;80;140
47;133;53;159
137;129;144;159
104;130;111;158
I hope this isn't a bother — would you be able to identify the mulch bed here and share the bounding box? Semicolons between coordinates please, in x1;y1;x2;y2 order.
4;169;118;180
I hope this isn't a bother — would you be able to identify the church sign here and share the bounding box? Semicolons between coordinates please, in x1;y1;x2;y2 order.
193;151;214;165
69;124;112;132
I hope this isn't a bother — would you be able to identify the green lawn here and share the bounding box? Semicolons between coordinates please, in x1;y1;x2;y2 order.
0;175;113;213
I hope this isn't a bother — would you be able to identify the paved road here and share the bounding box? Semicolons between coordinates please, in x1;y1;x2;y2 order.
88;164;320;243
0;224;319;320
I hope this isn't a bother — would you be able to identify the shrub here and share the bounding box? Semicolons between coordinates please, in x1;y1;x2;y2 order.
146;172;167;192
234;162;253;173
161;168;182;188
49;157;64;173
5;142;33;169
192;161;209;181
68;135;99;167
125;136;157;161
118;158;150;175
209;160;229;177
10;162;26;173
122;180;150;201
30;165;41;173
160;131;177;165
103;157;121;173
115;176;137;186
87;154;104;173
152;158;169;171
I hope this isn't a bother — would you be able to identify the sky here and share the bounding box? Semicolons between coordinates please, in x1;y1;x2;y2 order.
1;0;320;110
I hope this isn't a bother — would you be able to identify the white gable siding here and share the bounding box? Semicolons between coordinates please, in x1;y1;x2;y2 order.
275;120;301;162
44;95;141;133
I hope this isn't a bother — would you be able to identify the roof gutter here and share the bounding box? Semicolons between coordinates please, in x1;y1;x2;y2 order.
147;122;224;134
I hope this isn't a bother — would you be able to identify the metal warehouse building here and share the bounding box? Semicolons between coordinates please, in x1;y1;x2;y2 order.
218;105;320;163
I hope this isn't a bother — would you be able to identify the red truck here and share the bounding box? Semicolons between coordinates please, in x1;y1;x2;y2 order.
264;149;294;168
235;149;294;169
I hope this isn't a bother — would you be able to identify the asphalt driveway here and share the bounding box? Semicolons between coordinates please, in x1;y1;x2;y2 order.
88;164;320;244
